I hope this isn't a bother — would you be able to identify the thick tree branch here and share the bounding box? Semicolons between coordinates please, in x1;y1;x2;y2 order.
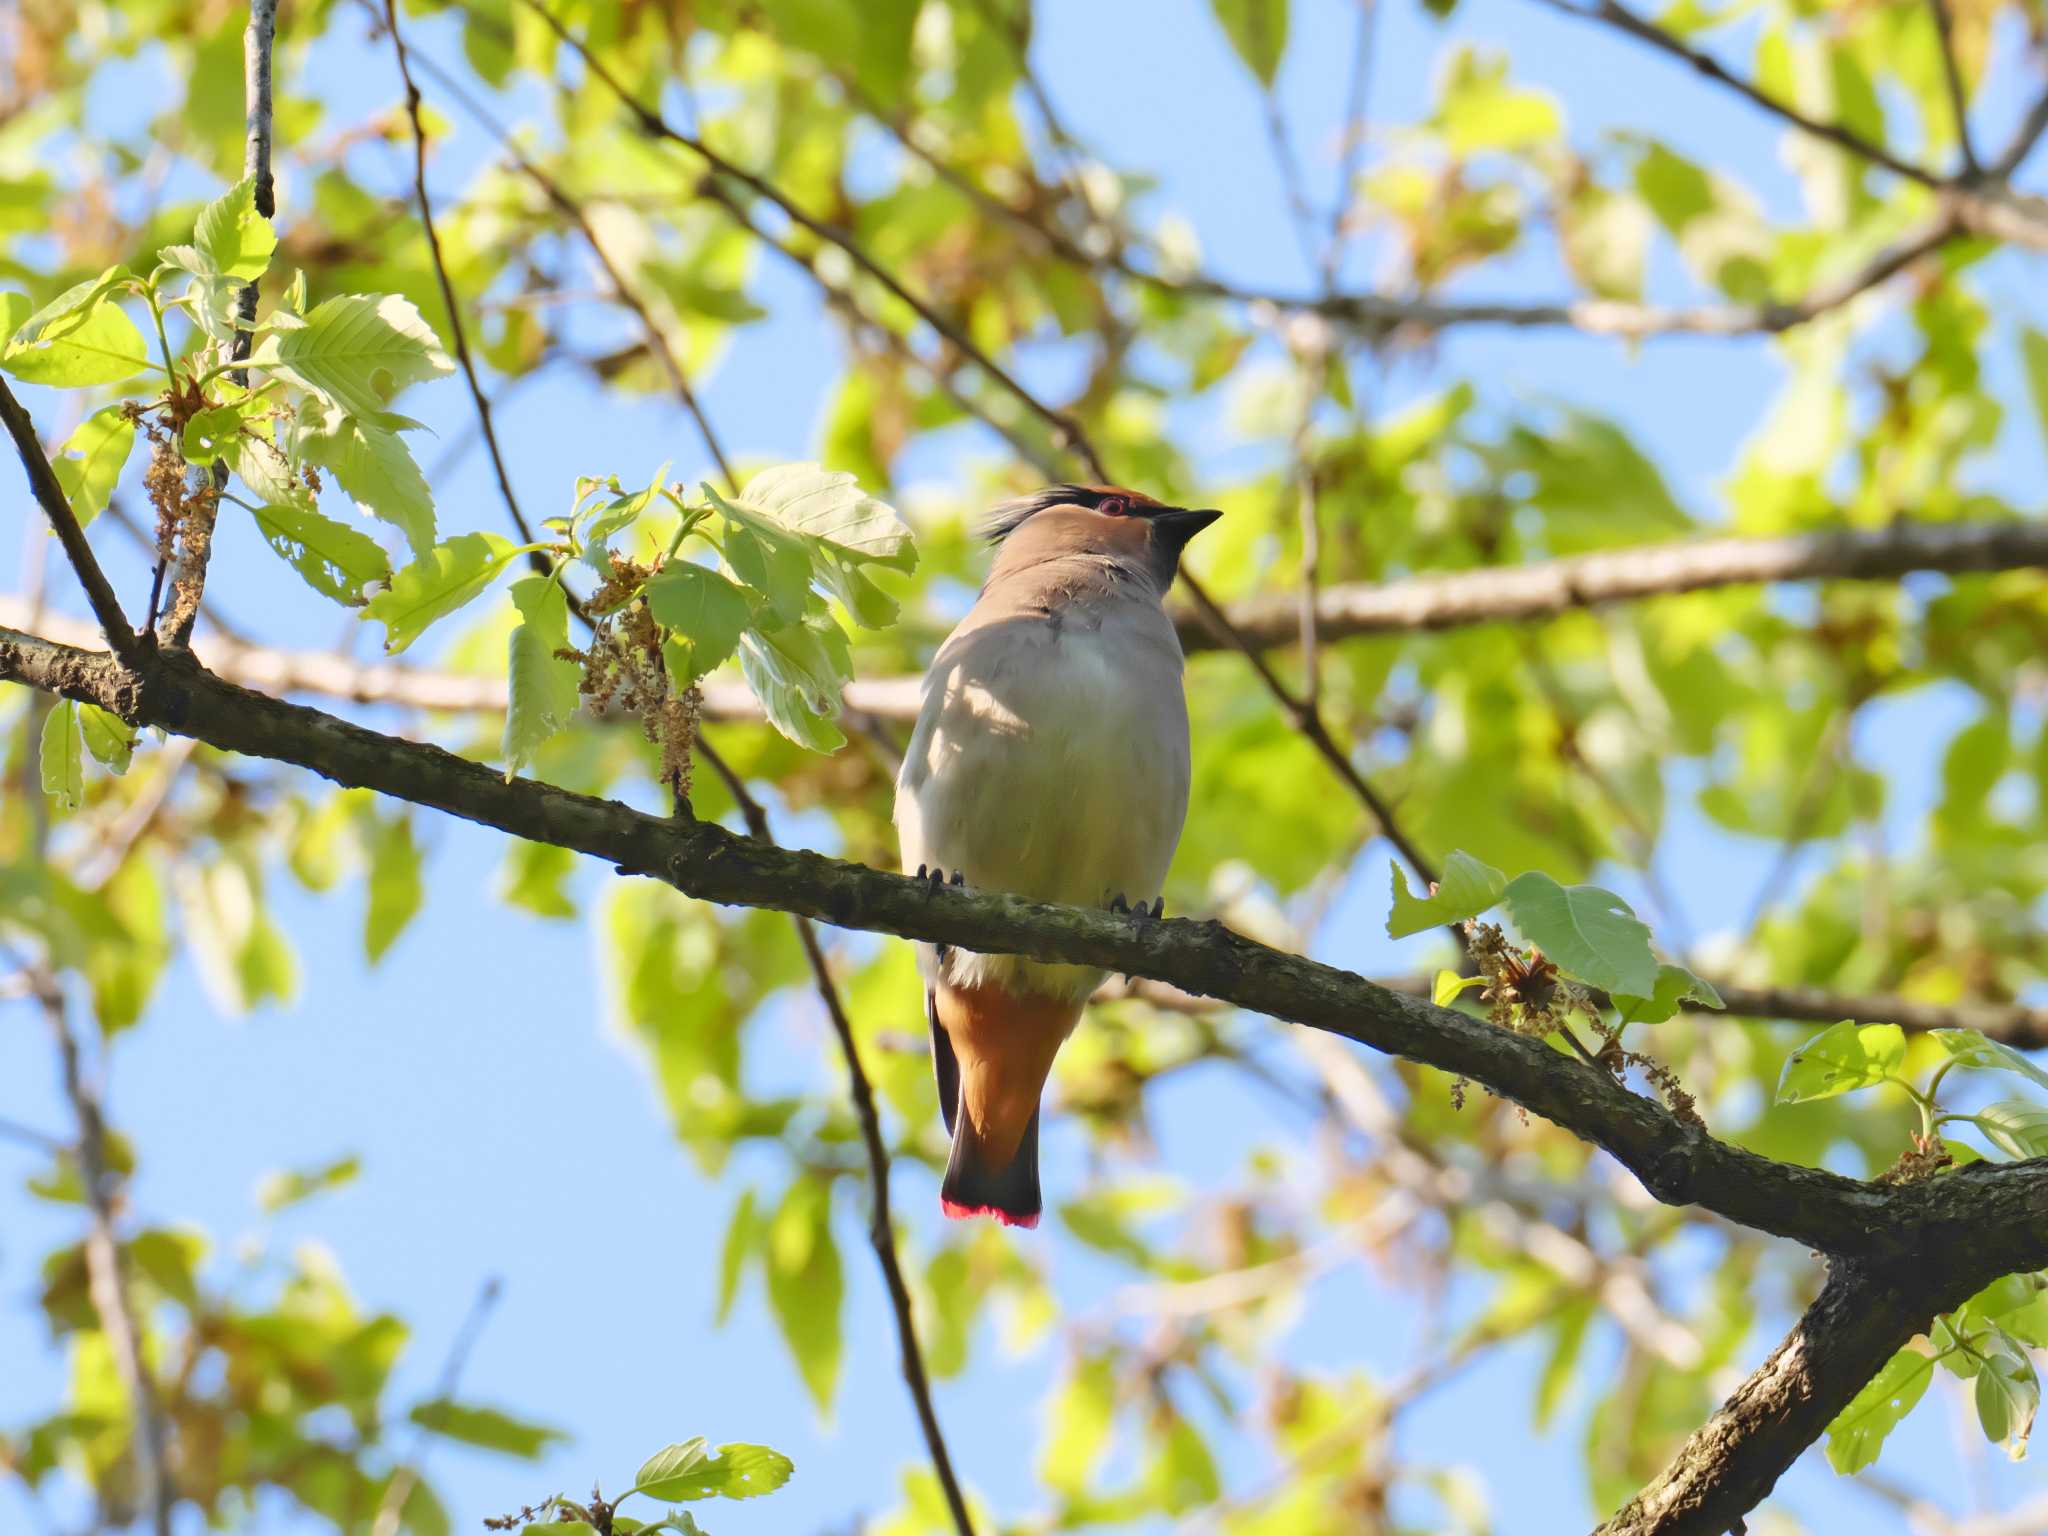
1595;1263;1950;1536
8;626;2048;1278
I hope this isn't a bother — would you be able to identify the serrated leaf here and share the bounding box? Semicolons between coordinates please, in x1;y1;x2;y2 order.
194;174;276;281
295;405;436;556
252;292;452;419
9;265;131;344
1776;1020;1908;1103
504;575;581;779
1825;1348;1933;1474
634;1442;793;1502
1974;1100;2048;1161
50;406;135;528
1386;850;1506;938
729;463;917;627
245;497;392;607
365;532;526;654
2;292;150;386
647;563;753;682
736;614;851;753
1611;963;1724;1024
1210;0;1288;87
709;487;814;624
1930;1029;2048;1093
1498;872;1658;996
409;1398;565;1460
77;704;135;775
40;699;83;808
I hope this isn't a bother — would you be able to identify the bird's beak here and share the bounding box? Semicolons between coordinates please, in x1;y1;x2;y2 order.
1151;507;1222;547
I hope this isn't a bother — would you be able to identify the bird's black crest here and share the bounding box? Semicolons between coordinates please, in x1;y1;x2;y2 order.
981;484;1160;543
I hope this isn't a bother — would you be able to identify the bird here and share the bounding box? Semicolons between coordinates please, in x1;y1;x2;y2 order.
893;484;1221;1228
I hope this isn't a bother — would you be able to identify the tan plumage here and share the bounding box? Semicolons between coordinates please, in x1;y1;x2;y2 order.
894;485;1220;1225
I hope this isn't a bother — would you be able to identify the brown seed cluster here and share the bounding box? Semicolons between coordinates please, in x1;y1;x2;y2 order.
1877;1132;1953;1185
572;560;700;813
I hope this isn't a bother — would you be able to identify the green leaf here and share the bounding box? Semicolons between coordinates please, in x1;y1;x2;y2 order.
1498;872;1658;996
2;291;150;385
647;563;753;682
50;406;136;529
9;265;131;344
246;497;393;607
2021;328;2048;451
1386;850;1506;938
39;699;83;808
1434;47;1563;155
295;405;436;556
729;463;917;627
409;1398;566;1460
1611;963;1724;1024
1825;1348;1933;1474
633;1442;793;1502
252;292;452;419
736;613;851;753
1041;1354;1116;1495
365;532;526;654
521;1524;597;1535
716;1188;757;1325
364;813;422;964
1210;0;1289;87
77;704;135;775
182;401;249;467
1973;1328;2038;1458
1434;969;1487;1006
763;1177;843;1413
256;1154;361;1213
194;174;276;281
633;1440;710;1494
1974;1100;2048;1161
1776;1020;1908;1103
504;575;581;778
1929;1029;2048;1094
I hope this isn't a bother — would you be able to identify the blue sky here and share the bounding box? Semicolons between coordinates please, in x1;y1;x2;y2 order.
5;0;2047;1532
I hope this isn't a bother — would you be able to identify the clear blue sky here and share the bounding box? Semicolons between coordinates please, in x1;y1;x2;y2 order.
5;1;2046;1532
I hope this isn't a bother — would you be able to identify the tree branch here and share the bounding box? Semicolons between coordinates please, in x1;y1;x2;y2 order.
1594;1263;1948;1536
160;0;278;646
696;739;976;1536
1926;0;1981;179
9;626;2048;1274
0;385;143;667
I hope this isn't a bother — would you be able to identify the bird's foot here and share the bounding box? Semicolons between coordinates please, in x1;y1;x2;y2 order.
917;865;967;959
1109;893;1164;920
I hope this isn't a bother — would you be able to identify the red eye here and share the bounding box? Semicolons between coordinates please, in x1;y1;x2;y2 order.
1098;496;1127;516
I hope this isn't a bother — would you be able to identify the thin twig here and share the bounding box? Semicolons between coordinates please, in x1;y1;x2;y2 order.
1526;0;1941;188
371;1277;504;1536
1926;0;1982;178
382;0;541;552
0;378;142;666
37;971;174;1536
1992;85;2048;178
161;0;278;647
695;738;976;1536
506;0;1106;480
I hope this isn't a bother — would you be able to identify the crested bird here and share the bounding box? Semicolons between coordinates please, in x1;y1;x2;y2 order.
893;485;1221;1227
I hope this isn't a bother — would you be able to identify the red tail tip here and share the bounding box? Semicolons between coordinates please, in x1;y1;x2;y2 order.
941;1197;1040;1229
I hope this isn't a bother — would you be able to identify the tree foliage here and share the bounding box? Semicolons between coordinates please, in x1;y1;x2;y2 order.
4;0;2048;1532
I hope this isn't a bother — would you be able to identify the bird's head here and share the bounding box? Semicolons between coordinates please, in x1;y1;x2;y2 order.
982;484;1221;595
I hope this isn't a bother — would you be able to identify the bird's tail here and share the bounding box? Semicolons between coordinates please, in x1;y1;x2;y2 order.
941;1107;1042;1228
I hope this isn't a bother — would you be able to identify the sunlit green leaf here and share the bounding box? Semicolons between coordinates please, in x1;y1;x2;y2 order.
365;532;527;654
1825;1348;1933;1474
1777;1020;1908;1103
39;699;83;808
1386;851;1507;939
1498;872;1658;996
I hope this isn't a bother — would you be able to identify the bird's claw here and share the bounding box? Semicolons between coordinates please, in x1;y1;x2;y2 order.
1109;893;1164;921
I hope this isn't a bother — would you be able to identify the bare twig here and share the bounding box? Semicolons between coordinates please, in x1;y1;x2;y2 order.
1526;0;1941;188
381;0;539;551
0;379;142;666
695;738;976;1536
37;971;174;1536
1926;0;1981;178
371;1277;504;1536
